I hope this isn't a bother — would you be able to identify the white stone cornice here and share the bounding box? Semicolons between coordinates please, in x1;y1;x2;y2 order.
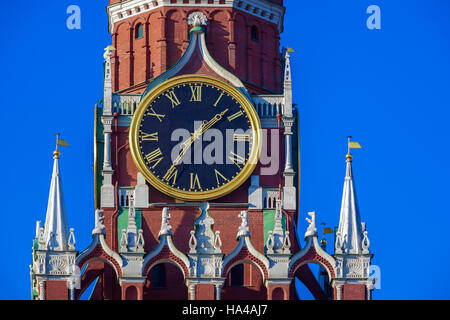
107;0;285;34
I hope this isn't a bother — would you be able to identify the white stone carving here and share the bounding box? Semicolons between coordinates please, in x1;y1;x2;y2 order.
68;228;76;251
237;211;250;238
187;12;208;27
134;172;149;208
305;211;317;238
282;231;291;254
335;231;343;254
136;229;145;253
48;256;68;275
361;223;370;254
214;231;222;251
266;231;274;254
112;94;140;116
159;207;172;237
93;209;105;235
38;227;46;250
189;230;197;254
192;203;220;254
120;229;128;252
263;189;279;209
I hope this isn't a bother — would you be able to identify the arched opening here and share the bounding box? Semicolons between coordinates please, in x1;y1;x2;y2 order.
135;23;143;39
230;264;244;287
125;286;138;300
76;260;121;300
144;262;187;300
222;262;267;300
272;287;285;300
291;262;333;300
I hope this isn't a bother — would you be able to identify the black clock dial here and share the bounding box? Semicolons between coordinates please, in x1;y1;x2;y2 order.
136;80;256;197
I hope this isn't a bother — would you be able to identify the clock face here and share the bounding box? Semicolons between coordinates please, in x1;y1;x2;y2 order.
129;75;261;201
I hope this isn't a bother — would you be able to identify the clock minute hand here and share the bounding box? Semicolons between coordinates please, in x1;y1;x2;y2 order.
174;109;229;166
199;108;229;135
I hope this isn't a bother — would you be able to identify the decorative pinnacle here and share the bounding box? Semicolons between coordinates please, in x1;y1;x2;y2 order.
320;222;327;248
346;136;353;161
103;45;116;60
188;12;208;32
54;133;61;159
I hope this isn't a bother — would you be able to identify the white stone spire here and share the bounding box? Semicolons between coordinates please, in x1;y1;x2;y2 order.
43;149;70;251
336;152;363;254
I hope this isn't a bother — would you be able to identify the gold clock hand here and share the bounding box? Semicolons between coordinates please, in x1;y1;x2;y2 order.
173;109;230;166
198;109;229;135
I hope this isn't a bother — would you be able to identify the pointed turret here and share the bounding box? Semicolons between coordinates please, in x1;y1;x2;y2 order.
42;145;70;251
332;138;374;300
31;137;77;300
335;150;363;254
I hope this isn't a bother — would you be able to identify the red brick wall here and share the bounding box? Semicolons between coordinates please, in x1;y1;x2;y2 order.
343;284;366;300
45;281;68;300
110;7;282;94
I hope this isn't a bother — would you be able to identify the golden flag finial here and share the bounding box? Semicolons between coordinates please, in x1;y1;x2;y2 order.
54;133;69;159
287;47;295;53
347;136;362;160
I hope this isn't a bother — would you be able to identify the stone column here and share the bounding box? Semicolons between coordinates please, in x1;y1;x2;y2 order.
188;283;196;300
282;116;296;210
101;116;115;208
39;280;45;300
335;283;343;300
215;284;222;300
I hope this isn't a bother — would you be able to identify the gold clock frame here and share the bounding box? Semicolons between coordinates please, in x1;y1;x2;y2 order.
129;74;262;201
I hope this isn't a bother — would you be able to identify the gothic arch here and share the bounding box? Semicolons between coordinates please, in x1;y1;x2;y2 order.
78;256;121;279
143;257;189;280
288;238;336;280
142;236;190;280
222;237;269;281
124;285;138;300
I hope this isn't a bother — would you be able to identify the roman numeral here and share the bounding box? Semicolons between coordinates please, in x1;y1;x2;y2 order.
145;148;163;169
213;92;224;107
190;173;202;190
141;132;159;142
148;108;165;122
228;152;246;169
163;165;178;185
214;169;229;187
165;90;181;108
227;111;244;122
233;134;250;142
189;85;202;102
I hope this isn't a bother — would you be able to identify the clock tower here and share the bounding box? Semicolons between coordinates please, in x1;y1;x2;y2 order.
31;0;375;301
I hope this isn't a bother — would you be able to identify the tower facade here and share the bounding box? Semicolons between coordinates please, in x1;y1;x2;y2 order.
31;0;375;301
107;0;285;95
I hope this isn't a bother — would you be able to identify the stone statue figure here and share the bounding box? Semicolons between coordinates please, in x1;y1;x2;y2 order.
305;211;317;238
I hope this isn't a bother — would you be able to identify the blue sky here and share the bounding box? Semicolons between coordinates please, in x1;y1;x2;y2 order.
0;0;449;300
